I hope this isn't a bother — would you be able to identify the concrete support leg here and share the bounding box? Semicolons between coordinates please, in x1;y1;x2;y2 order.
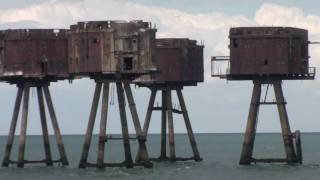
97;83;109;169
176;89;202;161
2;86;23;167
273;81;297;163
37;86;53;166
43;86;69;166
166;90;176;161
17;86;30;168
239;81;261;165
79;83;102;168
160;90;167;159
116;82;133;168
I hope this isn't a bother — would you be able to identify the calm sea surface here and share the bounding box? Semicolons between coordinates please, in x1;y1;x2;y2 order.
0;133;320;180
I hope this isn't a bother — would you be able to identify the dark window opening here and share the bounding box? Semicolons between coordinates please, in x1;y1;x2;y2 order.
41;61;48;73
263;59;268;66
233;40;238;48
132;39;137;44
123;57;133;71
92;38;98;44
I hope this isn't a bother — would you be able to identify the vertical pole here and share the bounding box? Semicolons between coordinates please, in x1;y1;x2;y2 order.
116;82;133;168
273;81;297;163
17;86;30;168
142;89;157;136
239;81;261;165
160;90;167;159
176;89;202;161
43;85;69;166
124;83;151;166
97;83;109;169
79;83;102;168
37;86;53;166
166;89;176;161
294;130;302;164
2;86;23;167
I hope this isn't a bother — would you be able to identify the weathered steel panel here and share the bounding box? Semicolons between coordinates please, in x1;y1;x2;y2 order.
68;20;157;77
229;27;309;77
0;29;68;78
136;38;204;85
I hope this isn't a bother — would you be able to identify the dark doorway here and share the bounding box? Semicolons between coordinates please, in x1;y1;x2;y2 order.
123;57;133;71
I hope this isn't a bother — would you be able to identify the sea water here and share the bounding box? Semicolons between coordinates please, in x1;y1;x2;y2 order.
0;133;319;180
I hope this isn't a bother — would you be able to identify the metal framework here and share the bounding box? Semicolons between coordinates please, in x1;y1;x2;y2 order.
78;80;152;169
2;82;69;167
239;80;302;165
140;85;202;162
211;56;316;81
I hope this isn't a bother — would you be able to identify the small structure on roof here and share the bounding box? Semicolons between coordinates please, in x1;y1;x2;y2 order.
211;27;315;165
135;38;204;162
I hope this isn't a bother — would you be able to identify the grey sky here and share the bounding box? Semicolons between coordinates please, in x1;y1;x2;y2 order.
0;0;319;135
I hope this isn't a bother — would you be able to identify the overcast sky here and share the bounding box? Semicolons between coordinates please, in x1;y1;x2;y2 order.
0;0;320;135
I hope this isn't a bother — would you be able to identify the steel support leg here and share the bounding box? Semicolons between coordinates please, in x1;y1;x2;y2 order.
97;83;109;169
124;83;151;167
116;82;133;168
166;90;176;161
43;86;69;166
273;81;297;163
239;81;261;165
160;90;167;159
176;89;202;161
17;86;30;168
37;86;53;166
79;83;102;168
142;89;157;136
2;86;23;167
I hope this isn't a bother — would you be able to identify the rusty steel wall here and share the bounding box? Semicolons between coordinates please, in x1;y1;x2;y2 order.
68;20;157;76
229;27;309;77
136;38;204;85
0;29;68;78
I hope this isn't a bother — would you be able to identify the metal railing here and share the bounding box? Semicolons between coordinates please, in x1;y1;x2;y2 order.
308;66;316;77
211;56;230;78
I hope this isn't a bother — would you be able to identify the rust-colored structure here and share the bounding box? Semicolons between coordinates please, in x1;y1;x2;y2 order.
138;38;203;85
68;20;157;78
227;27;313;80
0;29;69;168
0;29;68;81
71;21;156;169
212;27;315;165
135;38;204;162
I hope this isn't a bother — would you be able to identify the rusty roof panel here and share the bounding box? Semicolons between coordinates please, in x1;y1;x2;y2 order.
136;38;204;86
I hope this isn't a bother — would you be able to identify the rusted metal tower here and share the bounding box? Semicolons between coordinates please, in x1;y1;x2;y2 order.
212;27;315;165
135;38;204;162
0;29;69;167
68;20;157;169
